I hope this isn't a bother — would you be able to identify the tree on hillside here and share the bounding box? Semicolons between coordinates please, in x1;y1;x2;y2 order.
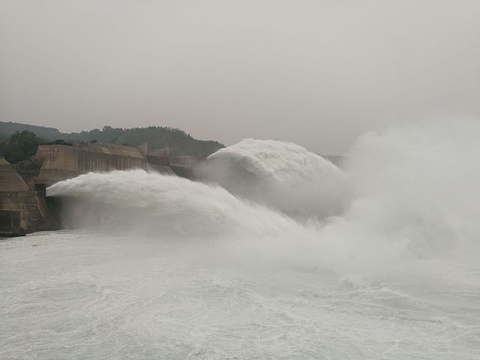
0;130;47;164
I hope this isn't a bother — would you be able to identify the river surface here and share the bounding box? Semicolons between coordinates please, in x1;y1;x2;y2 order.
1;230;479;359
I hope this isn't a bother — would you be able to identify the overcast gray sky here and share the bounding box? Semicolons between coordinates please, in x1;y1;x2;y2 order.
1;0;479;154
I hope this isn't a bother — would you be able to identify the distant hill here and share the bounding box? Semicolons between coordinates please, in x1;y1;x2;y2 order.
0;122;66;140
0;122;224;157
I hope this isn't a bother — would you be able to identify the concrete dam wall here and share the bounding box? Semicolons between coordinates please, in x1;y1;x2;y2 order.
35;143;148;185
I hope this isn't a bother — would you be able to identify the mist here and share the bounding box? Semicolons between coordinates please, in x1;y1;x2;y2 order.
1;0;480;154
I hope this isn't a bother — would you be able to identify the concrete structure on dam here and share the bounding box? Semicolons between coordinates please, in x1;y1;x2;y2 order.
33;142;193;186
0;158;53;236
36;143;150;186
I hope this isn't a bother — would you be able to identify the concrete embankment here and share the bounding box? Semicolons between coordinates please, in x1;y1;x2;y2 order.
0;158;56;237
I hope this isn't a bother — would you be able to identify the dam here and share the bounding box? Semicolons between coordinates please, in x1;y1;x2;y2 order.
0;142;201;236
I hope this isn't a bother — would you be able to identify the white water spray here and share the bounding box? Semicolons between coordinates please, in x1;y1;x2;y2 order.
197;139;347;218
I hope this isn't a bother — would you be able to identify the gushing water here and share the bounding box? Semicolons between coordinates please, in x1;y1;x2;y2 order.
198;138;347;217
1;119;480;359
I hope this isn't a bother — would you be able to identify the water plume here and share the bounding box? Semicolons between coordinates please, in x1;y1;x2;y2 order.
197;138;347;218
48;170;304;240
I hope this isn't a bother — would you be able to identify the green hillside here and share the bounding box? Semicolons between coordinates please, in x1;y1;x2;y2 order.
0;122;224;157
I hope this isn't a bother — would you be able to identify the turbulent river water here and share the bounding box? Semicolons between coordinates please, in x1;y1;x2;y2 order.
1;119;480;359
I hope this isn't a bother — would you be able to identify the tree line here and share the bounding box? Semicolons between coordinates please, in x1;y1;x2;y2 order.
0;123;225;163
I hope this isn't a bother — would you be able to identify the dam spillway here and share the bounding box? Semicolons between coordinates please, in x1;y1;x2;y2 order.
1;142;201;236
